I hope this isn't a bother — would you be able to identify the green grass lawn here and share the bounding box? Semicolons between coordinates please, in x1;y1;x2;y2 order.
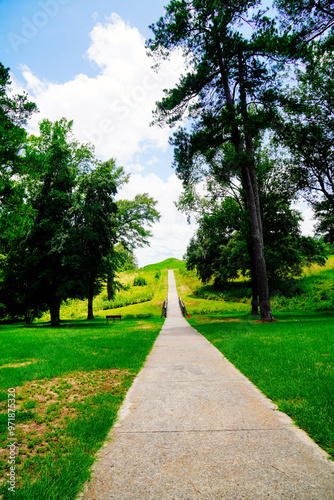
1;256;334;499
189;311;334;459
0;317;164;500
171;259;334;458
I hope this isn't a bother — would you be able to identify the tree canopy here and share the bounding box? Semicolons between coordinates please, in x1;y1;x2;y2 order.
0;111;160;324
147;0;297;319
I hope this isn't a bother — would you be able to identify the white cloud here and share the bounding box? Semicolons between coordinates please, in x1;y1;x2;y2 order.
18;13;185;164
12;14;195;267
117;173;197;267
292;200;316;236
123;162;144;174
300;205;316;236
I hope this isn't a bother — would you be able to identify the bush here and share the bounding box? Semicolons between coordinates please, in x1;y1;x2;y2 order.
271;269;334;312
194;283;252;302
133;276;147;287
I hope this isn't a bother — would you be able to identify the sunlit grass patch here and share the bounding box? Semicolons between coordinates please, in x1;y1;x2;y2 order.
38;265;168;323
302;255;334;276
0;360;40;370
94;268;169;319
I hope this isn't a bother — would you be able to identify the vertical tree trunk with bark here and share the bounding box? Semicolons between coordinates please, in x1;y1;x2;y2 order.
87;292;94;320
241;164;274;320
236;52;274;321
49;300;61;326
216;42;268;317
107;274;114;301
247;241;259;315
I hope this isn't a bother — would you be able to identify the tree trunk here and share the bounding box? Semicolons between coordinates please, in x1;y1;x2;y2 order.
248;242;259;315
236;52;274;321
87;292;94;320
49;300;60;326
107;275;114;301
218;49;274;320
241;164;274;320
107;266;116;301
251;285;259;315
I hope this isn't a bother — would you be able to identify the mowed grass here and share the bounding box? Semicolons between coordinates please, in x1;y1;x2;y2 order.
189;311;334;458
0;317;164;499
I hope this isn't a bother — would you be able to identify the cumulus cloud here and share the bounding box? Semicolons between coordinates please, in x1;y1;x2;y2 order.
18;13;185;163
12;14;196;266
117;173;197;267
292;200;316;236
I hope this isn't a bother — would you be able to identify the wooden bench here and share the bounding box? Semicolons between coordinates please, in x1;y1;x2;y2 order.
106;315;122;323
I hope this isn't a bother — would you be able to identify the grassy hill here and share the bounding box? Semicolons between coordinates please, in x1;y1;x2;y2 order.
38;259;186;323
37;255;334;323
143;257;185;271
175;256;334;316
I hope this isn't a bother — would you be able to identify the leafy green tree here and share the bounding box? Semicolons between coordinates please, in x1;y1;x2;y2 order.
114;243;138;271
116;194;160;248
147;0;293;320
2;119;96;325
71;160;118;320
276;48;334;243
106;193;161;301
182;146;327;312
275;0;334;43
78;165;161;305
0;63;37;255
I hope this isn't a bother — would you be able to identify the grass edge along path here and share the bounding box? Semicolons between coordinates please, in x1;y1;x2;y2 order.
188;311;334;460
173;259;334;459
0;317;164;499
0;263;171;498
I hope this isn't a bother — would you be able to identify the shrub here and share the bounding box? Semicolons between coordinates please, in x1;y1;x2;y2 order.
133;276;147;287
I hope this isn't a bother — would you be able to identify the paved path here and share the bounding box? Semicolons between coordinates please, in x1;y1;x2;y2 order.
80;270;334;499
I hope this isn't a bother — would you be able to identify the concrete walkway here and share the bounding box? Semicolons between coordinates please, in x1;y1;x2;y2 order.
80;270;334;499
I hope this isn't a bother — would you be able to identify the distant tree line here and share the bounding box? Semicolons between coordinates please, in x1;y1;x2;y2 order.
0;65;160;325
147;0;334;319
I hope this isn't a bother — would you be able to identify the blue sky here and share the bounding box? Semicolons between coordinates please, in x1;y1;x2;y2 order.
0;0;166;81
0;0;315;266
0;0;195;266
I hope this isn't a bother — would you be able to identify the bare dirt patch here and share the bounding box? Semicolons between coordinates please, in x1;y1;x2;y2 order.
197;316;241;322
254;319;278;323
0;368;132;489
0;359;40;370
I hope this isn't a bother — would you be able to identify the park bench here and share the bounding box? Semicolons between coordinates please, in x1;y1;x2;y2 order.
106;315;122;323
